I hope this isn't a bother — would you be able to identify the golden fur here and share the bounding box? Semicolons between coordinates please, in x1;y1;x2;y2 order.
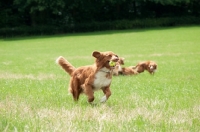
120;66;138;75
56;51;119;103
133;61;157;74
118;61;157;75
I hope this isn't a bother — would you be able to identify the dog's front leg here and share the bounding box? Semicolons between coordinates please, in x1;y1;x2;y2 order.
101;87;111;103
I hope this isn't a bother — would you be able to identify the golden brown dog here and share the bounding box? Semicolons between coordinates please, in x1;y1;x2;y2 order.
113;57;125;76
56;51;119;103
133;61;157;74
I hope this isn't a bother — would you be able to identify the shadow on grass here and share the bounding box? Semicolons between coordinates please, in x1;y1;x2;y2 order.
2;25;199;41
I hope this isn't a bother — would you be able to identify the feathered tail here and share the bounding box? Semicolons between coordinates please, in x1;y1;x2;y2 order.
56;56;76;76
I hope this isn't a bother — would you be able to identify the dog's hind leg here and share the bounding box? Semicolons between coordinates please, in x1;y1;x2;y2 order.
71;89;80;101
70;79;81;101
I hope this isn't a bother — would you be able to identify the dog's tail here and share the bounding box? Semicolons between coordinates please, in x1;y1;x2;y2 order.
56;56;76;76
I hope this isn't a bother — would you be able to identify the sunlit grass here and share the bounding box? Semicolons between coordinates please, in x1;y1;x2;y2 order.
1;26;200;131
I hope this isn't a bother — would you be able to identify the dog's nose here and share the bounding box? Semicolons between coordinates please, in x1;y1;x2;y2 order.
112;56;119;62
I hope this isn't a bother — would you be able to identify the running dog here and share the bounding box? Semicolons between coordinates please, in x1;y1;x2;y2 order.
133;61;157;74
56;51;119;103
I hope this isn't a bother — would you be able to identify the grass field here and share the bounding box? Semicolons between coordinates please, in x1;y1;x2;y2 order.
1;26;200;131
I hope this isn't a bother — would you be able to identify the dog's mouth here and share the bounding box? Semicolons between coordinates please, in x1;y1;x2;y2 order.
107;55;119;68
108;61;116;68
110;58;119;67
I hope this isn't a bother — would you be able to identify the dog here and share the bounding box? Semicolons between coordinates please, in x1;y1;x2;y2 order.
56;51;119;103
133;61;157;74
112;57;125;76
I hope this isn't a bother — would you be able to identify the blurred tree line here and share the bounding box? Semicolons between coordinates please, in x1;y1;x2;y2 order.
0;0;200;36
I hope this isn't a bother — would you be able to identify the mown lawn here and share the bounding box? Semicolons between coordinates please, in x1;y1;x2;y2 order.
0;26;200;131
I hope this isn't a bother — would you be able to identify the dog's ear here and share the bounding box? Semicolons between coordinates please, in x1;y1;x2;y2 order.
92;51;101;58
121;57;125;65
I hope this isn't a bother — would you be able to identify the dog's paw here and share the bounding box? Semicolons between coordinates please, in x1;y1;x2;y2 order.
100;95;107;103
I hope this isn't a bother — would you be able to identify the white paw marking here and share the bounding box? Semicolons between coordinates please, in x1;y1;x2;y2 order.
100;95;107;103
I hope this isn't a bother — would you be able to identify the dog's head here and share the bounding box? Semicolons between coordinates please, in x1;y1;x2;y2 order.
147;61;157;74
92;51;119;70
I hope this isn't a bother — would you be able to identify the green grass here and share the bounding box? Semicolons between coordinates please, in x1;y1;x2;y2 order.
1;26;200;131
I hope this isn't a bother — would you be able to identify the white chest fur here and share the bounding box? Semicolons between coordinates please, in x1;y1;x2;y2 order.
93;68;112;90
118;65;122;72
